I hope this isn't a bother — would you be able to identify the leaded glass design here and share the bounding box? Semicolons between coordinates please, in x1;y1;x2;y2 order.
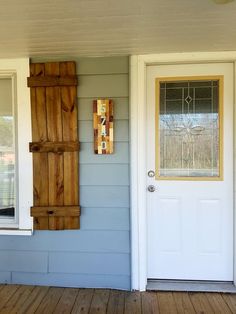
156;78;222;178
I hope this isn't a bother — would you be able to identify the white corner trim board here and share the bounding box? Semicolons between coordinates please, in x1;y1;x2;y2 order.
129;52;236;291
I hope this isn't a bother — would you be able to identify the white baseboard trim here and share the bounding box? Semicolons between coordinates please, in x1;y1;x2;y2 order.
147;280;236;293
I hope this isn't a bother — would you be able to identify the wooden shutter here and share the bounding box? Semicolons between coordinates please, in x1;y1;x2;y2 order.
28;61;80;230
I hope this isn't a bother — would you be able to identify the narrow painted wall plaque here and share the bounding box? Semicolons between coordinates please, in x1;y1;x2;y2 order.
93;99;113;154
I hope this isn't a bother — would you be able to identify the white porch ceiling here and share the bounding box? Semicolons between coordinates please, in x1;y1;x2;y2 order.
1;0;236;57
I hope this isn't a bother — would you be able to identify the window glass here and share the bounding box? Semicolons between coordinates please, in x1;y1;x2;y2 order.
0;79;15;217
157;78;221;178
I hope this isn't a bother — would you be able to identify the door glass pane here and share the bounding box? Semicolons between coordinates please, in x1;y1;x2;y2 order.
0;79;15;217
157;78;222;178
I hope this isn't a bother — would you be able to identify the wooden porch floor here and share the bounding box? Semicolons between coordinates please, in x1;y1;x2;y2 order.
0;285;236;313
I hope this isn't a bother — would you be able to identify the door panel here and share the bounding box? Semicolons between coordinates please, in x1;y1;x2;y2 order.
147;63;233;280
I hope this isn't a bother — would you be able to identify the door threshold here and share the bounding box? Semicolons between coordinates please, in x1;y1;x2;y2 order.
147;279;236;293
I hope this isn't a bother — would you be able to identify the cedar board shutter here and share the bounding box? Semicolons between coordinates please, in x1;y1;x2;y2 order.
28;61;80;230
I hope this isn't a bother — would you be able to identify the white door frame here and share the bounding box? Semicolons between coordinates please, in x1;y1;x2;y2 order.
130;52;236;291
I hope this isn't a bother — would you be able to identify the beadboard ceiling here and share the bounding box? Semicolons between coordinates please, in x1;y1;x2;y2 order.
1;0;236;58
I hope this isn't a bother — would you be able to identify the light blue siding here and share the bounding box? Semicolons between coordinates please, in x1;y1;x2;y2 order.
0;272;11;284
0;56;130;290
80;164;129;186
78;74;129;98
12;273;130;290
80;142;129;164
80;186;129;208
80;207;130;230
49;252;130;275
0;251;48;272
75;57;129;75
0;230;130;253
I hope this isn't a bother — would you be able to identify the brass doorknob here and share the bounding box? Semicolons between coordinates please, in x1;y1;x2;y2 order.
148;170;155;177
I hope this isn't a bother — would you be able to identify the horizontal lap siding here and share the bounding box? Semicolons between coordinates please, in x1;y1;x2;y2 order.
0;57;130;290
81;186;129;207
48;252;130;275
12;273;130;290
78;74;128;98
80;164;129;185
81;207;129;230
0;231;130;253
80;142;129;164
0;251;48;273
0;272;11;284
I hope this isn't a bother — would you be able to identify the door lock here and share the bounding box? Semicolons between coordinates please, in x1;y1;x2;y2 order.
148;185;156;192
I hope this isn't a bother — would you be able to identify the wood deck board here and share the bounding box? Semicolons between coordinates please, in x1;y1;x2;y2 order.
89;289;110;314
0;285;235;313
53;288;79;313
189;292;214;314
0;285;34;314
205;293;232;314
71;289;94;314
107;290;126;314
18;286;50;314
0;285;20;311
124;291;141;314
34;287;65;313
141;291;159;314
172;292;196;314
222;293;236;313
157;292;178;314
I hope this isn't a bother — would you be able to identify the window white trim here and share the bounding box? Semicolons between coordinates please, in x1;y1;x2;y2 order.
0;59;33;234
0;229;32;236
130;51;236;291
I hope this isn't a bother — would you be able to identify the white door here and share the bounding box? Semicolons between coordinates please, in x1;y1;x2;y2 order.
147;63;234;281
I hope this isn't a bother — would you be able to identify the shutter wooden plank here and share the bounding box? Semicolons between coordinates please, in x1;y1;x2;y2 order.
28;75;78;87
29;61;80;230
31;206;80;217
45;62;64;230
46;86;62;141
29;141;79;153
30;63;49;230
60;62;79;229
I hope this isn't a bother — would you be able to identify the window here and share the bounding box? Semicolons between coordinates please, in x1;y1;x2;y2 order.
0;59;32;234
0;78;16;222
156;76;223;180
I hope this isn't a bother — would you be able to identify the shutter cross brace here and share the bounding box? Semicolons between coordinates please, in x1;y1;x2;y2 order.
27;75;78;87
29;141;80;153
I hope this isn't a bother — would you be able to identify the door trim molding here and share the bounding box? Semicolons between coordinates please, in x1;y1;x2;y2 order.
129;52;236;291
